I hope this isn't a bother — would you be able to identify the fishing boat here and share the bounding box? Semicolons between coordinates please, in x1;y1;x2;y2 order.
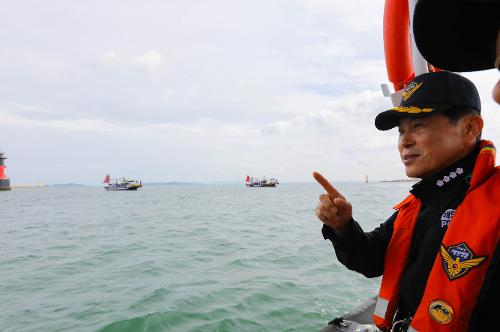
0;149;11;191
245;175;279;187
103;174;142;191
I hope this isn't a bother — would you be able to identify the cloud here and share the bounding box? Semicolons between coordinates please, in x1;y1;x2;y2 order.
0;104;256;140
0;109;122;132
3;102;54;115
262;110;343;135
98;50;171;80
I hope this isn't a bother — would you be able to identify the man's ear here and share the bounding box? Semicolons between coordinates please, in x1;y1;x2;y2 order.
462;115;483;140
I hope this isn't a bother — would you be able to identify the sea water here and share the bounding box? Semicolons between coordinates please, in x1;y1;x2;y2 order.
0;182;413;332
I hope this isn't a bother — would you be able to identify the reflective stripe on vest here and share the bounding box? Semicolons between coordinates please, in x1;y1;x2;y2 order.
374;140;500;331
374;297;389;319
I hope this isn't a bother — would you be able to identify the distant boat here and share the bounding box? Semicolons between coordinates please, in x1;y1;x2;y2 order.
245;175;279;187
103;174;142;191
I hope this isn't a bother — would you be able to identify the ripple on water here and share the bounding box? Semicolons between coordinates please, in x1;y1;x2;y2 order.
128;288;173;310
98;311;203;332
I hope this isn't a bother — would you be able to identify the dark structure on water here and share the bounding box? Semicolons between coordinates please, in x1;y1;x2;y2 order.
0;150;11;191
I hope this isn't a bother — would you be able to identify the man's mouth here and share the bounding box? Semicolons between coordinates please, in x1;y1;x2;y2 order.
402;153;420;164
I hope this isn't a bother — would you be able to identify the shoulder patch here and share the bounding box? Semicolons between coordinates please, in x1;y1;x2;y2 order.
440;243;486;281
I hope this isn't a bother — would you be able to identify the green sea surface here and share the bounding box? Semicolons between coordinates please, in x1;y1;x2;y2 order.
0;182;412;331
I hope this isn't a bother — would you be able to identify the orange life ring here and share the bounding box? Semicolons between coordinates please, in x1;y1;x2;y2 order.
383;0;415;91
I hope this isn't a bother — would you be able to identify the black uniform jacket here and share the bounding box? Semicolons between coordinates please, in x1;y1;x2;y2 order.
322;147;498;331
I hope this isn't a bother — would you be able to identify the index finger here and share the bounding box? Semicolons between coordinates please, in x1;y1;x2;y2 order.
313;171;343;199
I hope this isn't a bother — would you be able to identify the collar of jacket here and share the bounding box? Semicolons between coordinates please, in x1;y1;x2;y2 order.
409;143;479;200
394;140;497;210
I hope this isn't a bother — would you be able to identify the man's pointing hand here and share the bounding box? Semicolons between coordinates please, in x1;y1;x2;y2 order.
313;171;353;230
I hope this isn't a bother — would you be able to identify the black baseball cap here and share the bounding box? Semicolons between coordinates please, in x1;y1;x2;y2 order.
413;0;499;72
375;71;481;130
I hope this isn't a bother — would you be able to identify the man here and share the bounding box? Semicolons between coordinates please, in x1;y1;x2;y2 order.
314;71;499;331
412;0;500;104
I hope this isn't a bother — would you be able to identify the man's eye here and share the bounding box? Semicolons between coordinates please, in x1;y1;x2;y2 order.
413;122;424;129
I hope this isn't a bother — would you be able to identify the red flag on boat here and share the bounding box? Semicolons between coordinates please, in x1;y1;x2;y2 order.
103;174;110;183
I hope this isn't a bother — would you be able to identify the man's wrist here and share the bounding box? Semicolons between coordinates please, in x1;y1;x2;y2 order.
322;218;355;241
333;219;352;236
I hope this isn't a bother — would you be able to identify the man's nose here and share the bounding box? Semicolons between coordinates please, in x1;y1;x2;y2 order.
399;132;414;148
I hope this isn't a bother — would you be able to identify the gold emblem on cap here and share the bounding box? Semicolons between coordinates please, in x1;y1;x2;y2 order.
428;300;454;325
392;106;434;113
402;82;422;101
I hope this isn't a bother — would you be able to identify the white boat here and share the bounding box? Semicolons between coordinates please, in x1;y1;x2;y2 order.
245;175;279;187
103;174;142;191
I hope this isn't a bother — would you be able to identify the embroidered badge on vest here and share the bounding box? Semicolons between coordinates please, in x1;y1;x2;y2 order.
440;209;455;228
440;243;486;280
428;300;454;324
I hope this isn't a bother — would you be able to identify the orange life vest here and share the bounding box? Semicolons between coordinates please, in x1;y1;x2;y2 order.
373;140;500;331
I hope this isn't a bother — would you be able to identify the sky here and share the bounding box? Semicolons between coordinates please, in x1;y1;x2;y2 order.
1;0;499;185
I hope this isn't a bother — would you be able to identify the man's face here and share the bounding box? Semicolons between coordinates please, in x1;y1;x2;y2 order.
398;113;467;179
